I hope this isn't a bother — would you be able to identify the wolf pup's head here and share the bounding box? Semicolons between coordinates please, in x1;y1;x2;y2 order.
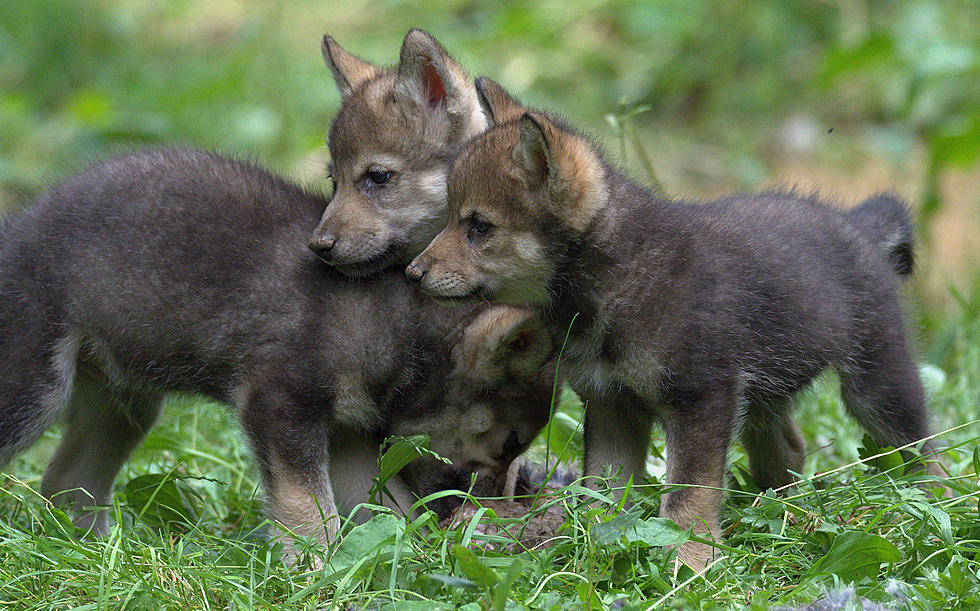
309;29;487;277
393;304;555;518
406;78;608;305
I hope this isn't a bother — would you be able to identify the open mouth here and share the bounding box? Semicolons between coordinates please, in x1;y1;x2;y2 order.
327;244;404;278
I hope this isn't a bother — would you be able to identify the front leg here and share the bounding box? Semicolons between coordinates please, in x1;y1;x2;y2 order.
236;376;337;562
582;392;654;490
660;386;736;571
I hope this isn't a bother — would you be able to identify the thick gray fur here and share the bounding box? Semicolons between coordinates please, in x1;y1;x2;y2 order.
0;149;550;543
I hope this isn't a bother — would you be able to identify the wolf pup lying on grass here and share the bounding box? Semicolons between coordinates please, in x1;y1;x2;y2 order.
309;29;487;276
406;78;946;569
0;149;555;560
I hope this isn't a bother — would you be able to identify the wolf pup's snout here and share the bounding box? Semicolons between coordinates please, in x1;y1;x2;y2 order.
405;260;427;282
308;231;337;256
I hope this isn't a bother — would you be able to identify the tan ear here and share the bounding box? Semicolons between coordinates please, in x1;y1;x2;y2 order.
322;35;382;98
516;112;606;232
516;112;554;182
475;77;524;126
457;306;552;383
395;29;486;139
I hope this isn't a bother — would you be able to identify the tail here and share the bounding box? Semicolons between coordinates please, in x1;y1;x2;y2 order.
844;194;916;276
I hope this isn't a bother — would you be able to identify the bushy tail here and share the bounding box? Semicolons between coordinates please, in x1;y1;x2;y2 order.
844;194;916;276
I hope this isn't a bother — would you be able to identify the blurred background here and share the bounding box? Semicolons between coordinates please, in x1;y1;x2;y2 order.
1;0;977;348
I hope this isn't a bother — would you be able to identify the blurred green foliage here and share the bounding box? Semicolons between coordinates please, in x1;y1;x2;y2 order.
3;0;978;191
1;0;977;319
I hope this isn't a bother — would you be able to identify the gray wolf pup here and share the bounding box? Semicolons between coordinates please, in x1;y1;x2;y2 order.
407;78;945;569
308;29;488;276
0;149;554;558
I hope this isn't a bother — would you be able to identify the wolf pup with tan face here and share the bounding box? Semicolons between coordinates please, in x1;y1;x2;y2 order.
0;149;554;561
407;78;946;569
308;29;487;276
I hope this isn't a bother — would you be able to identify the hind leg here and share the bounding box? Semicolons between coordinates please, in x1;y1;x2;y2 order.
740;401;806;490
41;364;163;535
0;331;78;466
839;328;945;479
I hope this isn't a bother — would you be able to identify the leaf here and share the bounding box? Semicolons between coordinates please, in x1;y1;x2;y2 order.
857;434;904;474
123;473;201;530
805;531;901;582
327;513;402;573
371;435;448;503
590;511;640;545
453;545;498;589
575;581;602;609
626;517;688;547
591;513;688;548
492;558;526;611
371;435;425;502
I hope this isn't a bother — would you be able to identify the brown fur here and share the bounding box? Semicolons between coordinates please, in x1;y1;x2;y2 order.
409;79;943;569
309;30;488;276
0;149;555;563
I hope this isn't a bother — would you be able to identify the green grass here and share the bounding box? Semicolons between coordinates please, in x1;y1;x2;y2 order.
2;1;979;608
1;299;977;609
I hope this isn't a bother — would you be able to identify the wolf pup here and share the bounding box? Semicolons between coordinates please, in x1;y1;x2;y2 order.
407;78;945;569
308;29;488;276
0;149;555;558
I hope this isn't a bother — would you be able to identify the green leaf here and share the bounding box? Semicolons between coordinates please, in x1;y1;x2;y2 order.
590;512;688;548
371;435;448;503
454;545;498;589
492;558;526;611
805;531;901;582
857;434;904;473
590;511;640;545
123;473;201;530
626;517;689;547
575;581;602;609
328;513;402;573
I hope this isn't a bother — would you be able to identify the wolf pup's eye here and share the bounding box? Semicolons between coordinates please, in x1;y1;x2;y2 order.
467;217;492;242
367;169;391;185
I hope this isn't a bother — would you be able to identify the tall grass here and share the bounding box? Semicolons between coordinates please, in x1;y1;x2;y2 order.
1;293;976;609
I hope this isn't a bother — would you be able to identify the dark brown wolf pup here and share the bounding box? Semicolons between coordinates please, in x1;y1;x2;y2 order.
407;78;945;569
0;149;555;561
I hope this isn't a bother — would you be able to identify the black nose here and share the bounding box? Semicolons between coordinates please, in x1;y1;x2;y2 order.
309;233;337;262
405;262;426;283
309;232;336;253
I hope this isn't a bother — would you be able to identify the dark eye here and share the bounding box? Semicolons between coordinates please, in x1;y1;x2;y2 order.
367;169;391;185
466;217;492;242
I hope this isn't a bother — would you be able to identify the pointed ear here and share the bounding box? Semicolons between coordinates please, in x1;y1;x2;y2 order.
475;77;524;126
516;112;555;182
456;306;552;383
395;29;485;138
322;35;382;98
492;310;552;382
516;112;607;232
